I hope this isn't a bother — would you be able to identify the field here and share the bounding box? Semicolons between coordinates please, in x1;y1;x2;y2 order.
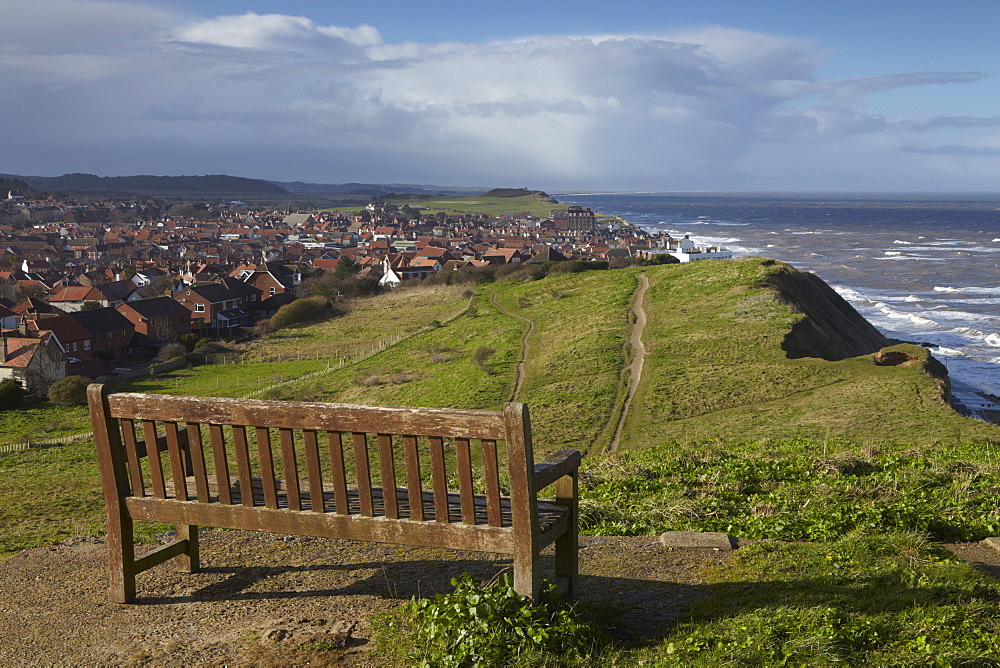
319;191;559;218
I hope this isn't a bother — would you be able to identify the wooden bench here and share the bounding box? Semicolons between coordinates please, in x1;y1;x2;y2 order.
88;384;580;603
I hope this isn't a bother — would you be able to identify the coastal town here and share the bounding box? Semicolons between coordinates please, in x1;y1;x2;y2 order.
0;188;729;393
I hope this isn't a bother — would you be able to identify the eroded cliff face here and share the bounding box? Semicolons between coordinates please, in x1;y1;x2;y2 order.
758;261;893;361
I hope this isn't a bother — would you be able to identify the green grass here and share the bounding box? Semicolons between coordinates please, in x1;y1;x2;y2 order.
0;402;90;443
119;360;327;398
491;271;636;453
0;440;167;559
639;533;1000;665
621;260;1000;447
246;284;471;362
275;291;521;410
579;439;1000;541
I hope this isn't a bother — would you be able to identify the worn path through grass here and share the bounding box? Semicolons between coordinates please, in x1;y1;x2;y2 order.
489;289;534;401
609;273;650;453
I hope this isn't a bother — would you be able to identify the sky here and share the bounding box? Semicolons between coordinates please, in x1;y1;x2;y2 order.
2;0;999;192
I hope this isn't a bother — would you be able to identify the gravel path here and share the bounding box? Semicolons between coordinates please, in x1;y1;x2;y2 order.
0;531;731;665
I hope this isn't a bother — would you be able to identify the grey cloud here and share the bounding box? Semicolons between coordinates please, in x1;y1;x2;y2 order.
820;71;987;102
901;144;1000;157
1;3;997;190
901;115;1000;131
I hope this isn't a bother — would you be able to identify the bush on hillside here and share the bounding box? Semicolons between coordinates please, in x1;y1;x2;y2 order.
47;375;91;406
179;333;210;351
270;296;338;330
0;378;25;410
159;343;187;361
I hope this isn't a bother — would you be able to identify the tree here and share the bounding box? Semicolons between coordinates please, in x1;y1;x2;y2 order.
147;316;178;342
0;378;25;410
23;340;66;395
80;300;102;311
334;256;358;278
48;375;90;406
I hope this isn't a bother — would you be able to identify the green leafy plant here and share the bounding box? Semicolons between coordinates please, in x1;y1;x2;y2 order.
372;573;603;666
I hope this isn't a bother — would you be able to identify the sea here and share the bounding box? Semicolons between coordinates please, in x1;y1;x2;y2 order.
558;192;1000;411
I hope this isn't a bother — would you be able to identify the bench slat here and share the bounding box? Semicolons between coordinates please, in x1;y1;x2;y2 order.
353;432;374;516
279;428;301;512
233;426;254;507
165;422;188;501
121;419;145;497
429;436;449;523
186;423;211;503
304;430;325;514
142;420;167;499
255;427;278;509
403;435;423;522
456;438;476;525
106;393;506;440
481;439;503;527
209;424;231;505
328;431;349;515
378;434;398;519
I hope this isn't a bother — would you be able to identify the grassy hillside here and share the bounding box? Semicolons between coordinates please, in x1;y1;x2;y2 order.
248;258;998;449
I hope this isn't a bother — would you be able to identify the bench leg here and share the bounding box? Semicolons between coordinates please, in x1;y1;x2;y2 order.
107;515;136;603
555;473;579;599
174;524;199;573
513;552;540;601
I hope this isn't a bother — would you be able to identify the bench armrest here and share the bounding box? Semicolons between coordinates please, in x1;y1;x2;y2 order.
533;450;582;491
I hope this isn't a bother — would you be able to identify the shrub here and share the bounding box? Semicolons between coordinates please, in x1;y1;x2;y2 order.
473;346;495;373
372;573;603;666
47;375;91;406
159;343;187;361
179;333;202;351
0;378;25;410
270;296;334;330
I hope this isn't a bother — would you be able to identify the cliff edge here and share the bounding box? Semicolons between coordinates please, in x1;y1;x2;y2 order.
760;261;894;361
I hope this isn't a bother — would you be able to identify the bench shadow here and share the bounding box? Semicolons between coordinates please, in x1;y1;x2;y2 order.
135;555;717;645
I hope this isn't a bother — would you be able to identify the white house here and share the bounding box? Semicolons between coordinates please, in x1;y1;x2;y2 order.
668;235;733;263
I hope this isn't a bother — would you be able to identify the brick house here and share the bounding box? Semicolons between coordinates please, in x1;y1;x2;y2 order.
173;283;251;332
65;307;136;360
117;297;192;341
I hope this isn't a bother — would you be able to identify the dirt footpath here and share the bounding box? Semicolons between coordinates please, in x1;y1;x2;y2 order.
0;531;731;665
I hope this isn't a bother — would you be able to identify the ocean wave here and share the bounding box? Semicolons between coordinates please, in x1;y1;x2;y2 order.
987;334;1000;348
932;346;967;357
893;240;912;244
884;251;903;256
934;285;997;295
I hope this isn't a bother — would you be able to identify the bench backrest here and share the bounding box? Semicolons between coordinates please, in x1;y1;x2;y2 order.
89;384;538;532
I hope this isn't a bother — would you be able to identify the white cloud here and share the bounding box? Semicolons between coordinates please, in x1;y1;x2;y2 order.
175;11;382;50
0;2;995;190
